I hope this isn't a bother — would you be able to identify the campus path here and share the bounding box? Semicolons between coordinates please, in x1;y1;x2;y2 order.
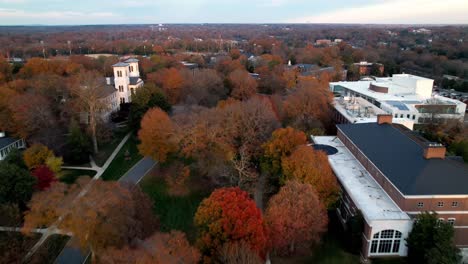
55;137;156;264
21;133;132;263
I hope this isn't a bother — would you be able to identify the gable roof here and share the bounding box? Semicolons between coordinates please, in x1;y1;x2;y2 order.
0;137;20;149
124;58;139;63
112;62;129;67
337;123;468;196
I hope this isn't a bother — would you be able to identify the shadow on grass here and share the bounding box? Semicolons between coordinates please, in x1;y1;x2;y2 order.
101;135;142;181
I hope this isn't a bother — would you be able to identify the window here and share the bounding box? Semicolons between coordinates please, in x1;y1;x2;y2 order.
117;70;122;77
437;218;444;226
118;85;124;92
417;202;424;208
447;218;455;226
394;114;398;118
452;201;459;207
370;230;402;255
437;202;444;207
120;97;125;104
407;114;410;118
412;115;416;120
400;114;403;118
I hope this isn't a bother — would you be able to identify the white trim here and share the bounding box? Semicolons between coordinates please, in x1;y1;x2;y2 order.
453;226;468;229
406;211;468;214
405;194;468;199
337;129;407;213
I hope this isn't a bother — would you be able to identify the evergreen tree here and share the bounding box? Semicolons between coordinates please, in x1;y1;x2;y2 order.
65;119;91;164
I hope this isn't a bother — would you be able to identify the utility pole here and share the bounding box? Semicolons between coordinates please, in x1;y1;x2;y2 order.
40;40;46;59
67;40;72;55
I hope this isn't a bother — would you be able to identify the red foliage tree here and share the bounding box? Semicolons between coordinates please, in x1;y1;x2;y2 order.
31;165;57;191
194;187;268;260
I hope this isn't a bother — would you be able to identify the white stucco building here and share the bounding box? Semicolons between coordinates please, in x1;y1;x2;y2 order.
330;74;466;125
109;58;144;104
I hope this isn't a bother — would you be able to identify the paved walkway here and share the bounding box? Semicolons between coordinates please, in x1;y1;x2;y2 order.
21;134;132;263
54;135;157;264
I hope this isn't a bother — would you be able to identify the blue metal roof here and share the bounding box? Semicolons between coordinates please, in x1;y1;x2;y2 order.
385;100;409;111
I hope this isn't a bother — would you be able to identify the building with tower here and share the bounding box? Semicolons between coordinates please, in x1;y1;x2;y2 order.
109;58;144;104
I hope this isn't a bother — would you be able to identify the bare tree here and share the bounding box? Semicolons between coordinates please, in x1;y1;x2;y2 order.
69;71;109;153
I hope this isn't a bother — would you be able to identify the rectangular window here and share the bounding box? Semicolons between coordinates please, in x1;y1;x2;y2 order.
417;202;424;208
437;202;444;207
400;114;403;118
407;114;410;118
378;240;393;253
452;202;459;207
448;218;455;226
370;240;378;253
412;115;416;120
437;218;444;226
392;240;400;253
394;114;398;118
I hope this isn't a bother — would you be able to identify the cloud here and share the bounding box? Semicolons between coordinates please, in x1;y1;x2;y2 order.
0;8;117;24
288;0;468;24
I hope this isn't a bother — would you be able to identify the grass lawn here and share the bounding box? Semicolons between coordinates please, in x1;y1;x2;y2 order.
140;172;210;242
28;234;70;264
101;135;142;181
60;169;97;184
93;130;128;167
0;232;41;263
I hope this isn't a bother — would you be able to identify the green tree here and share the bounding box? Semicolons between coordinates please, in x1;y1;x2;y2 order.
129;83;171;129
3;148;27;169
0;163;36;206
65;119;91;164
406;212;461;264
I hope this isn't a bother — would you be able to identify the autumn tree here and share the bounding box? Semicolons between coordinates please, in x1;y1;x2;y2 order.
265;181;328;256
194;187;268;260
180;68;227;107
261;127;307;176
8;93;57;140
163;162;191;196
149;67;184;104
138;108;179;163
69;70;109;153
31;165;57;191
99;230;200;264
228;69;257;100
218;241;263;264
23;179;158;260
283;78;332;132
129;83;171;129
23;144;54;170
281;145;339;208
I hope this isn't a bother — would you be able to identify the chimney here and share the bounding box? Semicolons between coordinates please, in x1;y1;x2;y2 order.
377;114;393;125
106;77;111;85
423;143;446;159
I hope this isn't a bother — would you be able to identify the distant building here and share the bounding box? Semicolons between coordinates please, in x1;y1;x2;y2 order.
287;63;347;81
0;132;25;161
330;74;466;124
180;61;199;70
315;39;332;46
353;61;384;76
313;115;468;259
412;28;431;34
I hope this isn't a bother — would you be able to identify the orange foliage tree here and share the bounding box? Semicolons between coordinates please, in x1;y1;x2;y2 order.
265;181;328;255
281;145;339;208
23;179;158;259
261;127;307;176
100;230;200;264
23;144;54;170
138;107;179;163
283;77;332;132
194;187;268;260
150;67;184;104
228;69;257;100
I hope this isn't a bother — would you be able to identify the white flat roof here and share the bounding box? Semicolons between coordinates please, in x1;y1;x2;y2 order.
313;136;410;222
333;97;386;123
332;80;425;101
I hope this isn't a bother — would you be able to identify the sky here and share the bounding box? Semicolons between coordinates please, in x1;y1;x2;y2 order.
0;0;468;25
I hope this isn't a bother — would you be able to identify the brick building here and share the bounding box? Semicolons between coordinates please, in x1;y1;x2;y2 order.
312;115;468;259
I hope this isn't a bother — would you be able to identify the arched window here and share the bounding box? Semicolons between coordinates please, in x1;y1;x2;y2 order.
370;230;402;254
